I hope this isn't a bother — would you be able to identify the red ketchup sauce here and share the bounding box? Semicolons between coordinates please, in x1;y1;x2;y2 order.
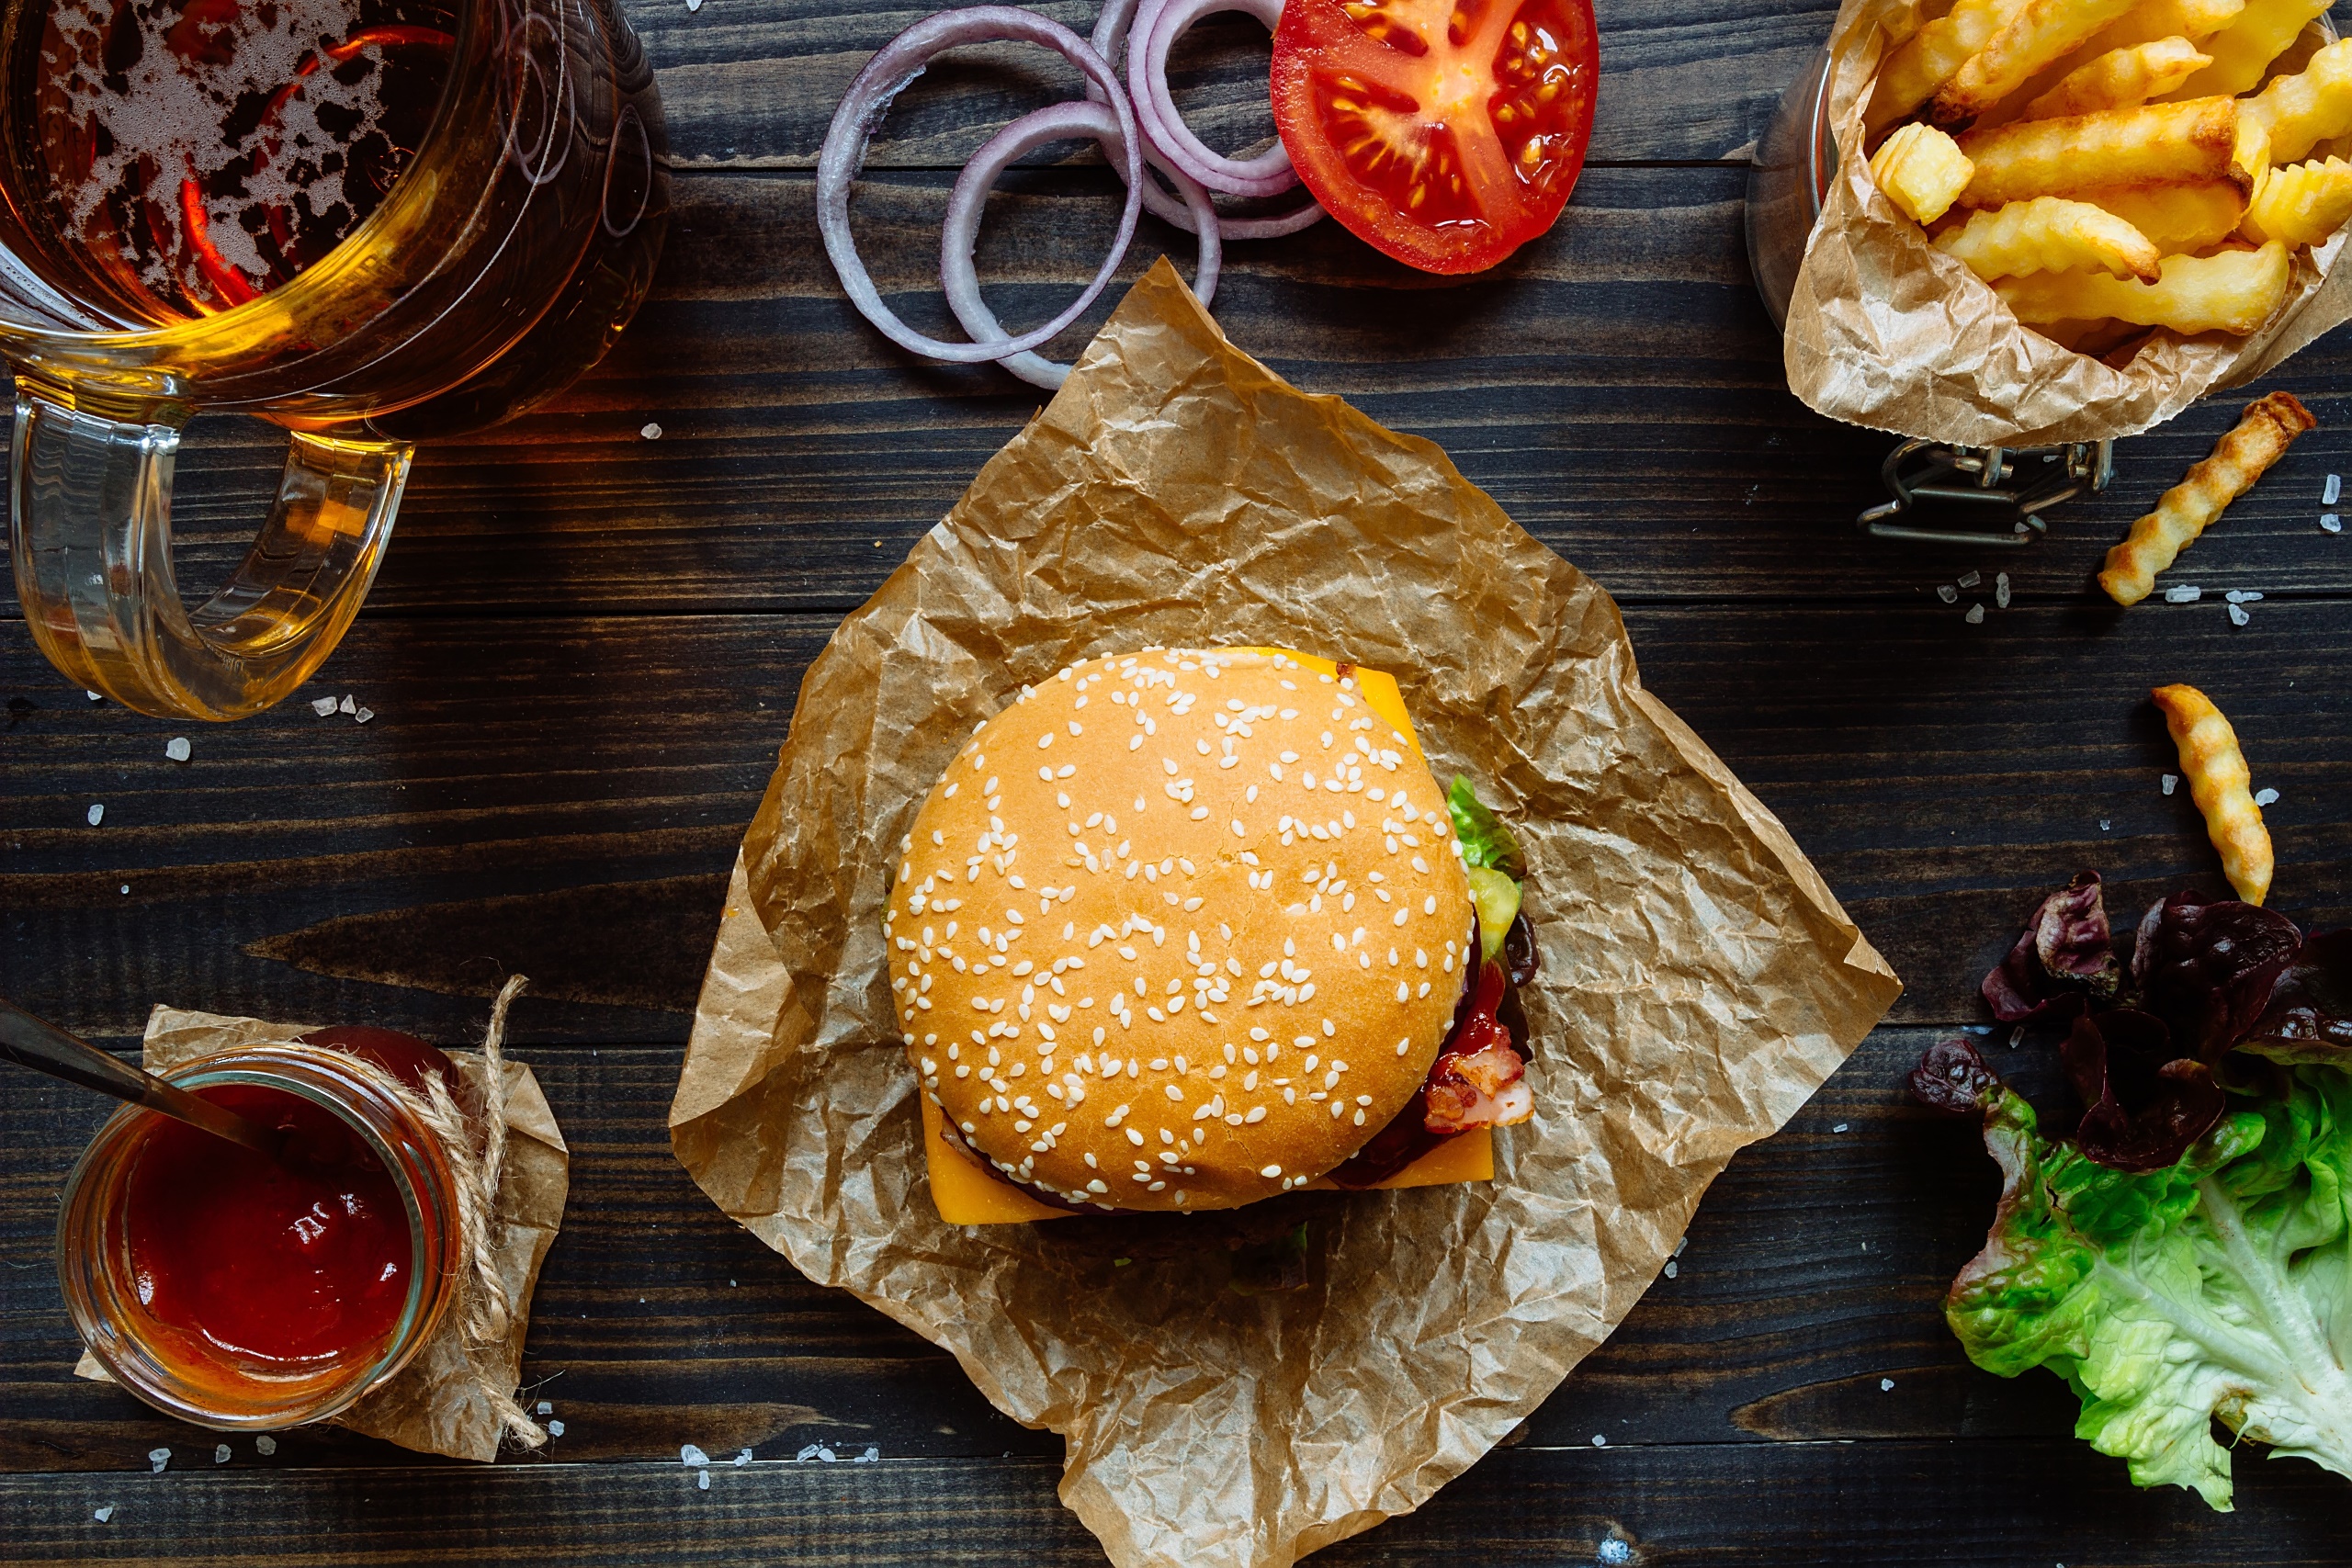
119;1028;452;1372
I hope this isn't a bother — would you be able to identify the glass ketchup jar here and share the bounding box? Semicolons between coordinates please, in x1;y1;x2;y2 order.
56;1038;464;1429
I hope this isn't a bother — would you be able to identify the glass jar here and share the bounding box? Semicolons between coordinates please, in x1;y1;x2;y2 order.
56;1043;462;1429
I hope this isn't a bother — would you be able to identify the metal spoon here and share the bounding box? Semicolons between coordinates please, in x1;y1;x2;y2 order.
0;997;284;1160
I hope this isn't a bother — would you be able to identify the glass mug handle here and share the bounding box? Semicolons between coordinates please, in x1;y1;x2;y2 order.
9;388;411;720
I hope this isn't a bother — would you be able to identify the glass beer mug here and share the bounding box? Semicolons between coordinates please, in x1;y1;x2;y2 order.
0;0;667;718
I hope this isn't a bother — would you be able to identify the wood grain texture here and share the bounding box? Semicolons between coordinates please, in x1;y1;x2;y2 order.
5;1437;2349;1567
623;0;1835;170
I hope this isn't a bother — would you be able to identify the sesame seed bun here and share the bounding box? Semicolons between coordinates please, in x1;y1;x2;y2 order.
885;648;1475;1213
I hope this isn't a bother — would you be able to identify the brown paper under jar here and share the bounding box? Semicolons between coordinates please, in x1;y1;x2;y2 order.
74;983;571;1463
1784;0;2352;446
671;263;1902;1568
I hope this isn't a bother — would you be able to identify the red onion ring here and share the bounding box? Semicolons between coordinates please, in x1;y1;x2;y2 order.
1093;0;1325;240
942;99;1221;390
817;7;1144;365
1129;0;1296;198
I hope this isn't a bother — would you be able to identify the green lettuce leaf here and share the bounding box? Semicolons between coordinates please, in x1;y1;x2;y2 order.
1949;1067;2352;1510
1446;775;1522;879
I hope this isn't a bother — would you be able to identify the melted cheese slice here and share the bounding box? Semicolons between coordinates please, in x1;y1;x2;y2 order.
917;647;1494;1226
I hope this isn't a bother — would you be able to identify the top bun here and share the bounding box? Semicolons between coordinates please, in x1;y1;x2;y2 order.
885;648;1474;1213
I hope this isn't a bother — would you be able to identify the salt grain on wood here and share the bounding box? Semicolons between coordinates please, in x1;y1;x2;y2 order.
147;1448;169;1473
95;1506;115;1523
1958;570;1981;588
213;1444;230;1464
2230;603;2252;626
2164;584;2202;603
1995;571;2010;608
681;1444;709;1467
1936;584;1959;604
2162;773;2178;795
641;422;663;439
311;696;338;716
2325;473;2340;505
255;1436;277;1456
547;1420;565;1437
2256;787;2280;807
86;804;104;826
164;737;191;762
2325;513;2344;534
85;690;102;702
1964;604;1984;624
1881;1378;1895;1392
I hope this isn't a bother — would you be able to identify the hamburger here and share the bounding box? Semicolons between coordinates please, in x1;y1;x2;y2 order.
884;647;1535;1222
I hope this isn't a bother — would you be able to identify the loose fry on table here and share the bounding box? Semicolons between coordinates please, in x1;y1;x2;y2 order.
1958;96;2242;206
2083;0;2244;51
2079;178;2247;247
1934;0;2145;123
1871;124;1978;223
2151;683;2275;904
2026;37;2213;116
2098;389;2316;604
1869;0;2026;136
1934;195;2163;277
2244;153;2352;243
1998;240;2291;333
2243;37;2352;161
2165;0;2331;99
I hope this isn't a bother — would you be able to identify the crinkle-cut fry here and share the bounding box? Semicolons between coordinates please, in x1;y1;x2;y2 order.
1958;96;2242;206
2243;36;2352;162
2025;37;2213;116
2152;683;2275;905
2244;153;2352;243
1998;239;2290;333
1869;0;2027;136
2084;0;2244;52
2079;179;2246;249
1934;195;2164;277
1933;0;2144;122
2099;390;2316;605
2162;0;2330;99
1871;123;1979;223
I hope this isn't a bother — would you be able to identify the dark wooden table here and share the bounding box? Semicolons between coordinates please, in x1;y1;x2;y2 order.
6;1;2351;1562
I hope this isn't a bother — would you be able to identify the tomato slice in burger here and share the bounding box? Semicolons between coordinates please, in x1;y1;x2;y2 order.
1270;0;1598;276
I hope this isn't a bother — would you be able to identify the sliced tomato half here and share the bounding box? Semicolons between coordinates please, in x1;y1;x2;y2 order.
1271;0;1598;275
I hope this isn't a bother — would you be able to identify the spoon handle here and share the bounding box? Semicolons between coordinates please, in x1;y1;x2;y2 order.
0;998;283;1159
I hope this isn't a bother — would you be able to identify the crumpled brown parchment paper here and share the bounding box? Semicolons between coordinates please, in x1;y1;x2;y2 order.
1785;0;2352;446
670;259;1904;1568
74;1005;569;1463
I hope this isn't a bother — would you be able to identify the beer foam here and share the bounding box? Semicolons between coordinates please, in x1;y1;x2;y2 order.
43;0;427;305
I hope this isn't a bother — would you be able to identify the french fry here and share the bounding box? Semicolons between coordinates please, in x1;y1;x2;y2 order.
1933;0;2144;122
1869;0;2028;137
1998;239;2291;333
2243;36;2352;162
2163;0;2331;100
2151;683;2275;905
1871;123;1979;223
2025;37;2213;116
1934;195;2164;277
2098;389;2316;604
2080;179;2248;248
2082;0;2244;51
1958;96;2242;205
2244;153;2352;243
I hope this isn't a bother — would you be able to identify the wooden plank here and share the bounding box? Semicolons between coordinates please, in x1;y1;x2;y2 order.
7;599;2346;1041
3;1437;2346;1566
12;164;2348;624
0;1026;2272;1471
622;0;1835;171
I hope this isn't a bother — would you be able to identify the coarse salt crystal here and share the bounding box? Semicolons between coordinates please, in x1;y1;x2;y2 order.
735;1450;753;1467
1995;572;2010;608
681;1444;709;1468
685;0;702;11
1957;570;1982;588
95;1506;115;1523
697;1471;710;1491
2099;819;2111;831
2224;589;2263;604
2230;603;2252;627
1880;1378;1895;1392
2164;584;2202;603
1598;1543;1633;1567
1831;1122;1849;1134
86;804;104;827
536;1401;553;1416
354;706;374;725
2162;773;2178;795
86;690;103;702
1674;1236;1687;1257
1964;604;1985;625
2256;787;2280;807
854;1446;880;1463
338;694;356;715
1935;584;1959;604
2324;473;2340;505
311;696;337;716
2325;513;2343;534
797;1444;823;1461
1591;1433;1608;1448
255;1436;277;1456
148;1448;170;1473
164;737;191;762
1663;1259;1679;1279
641;422;663;440
547;1420;565;1438
213;1445;230;1464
